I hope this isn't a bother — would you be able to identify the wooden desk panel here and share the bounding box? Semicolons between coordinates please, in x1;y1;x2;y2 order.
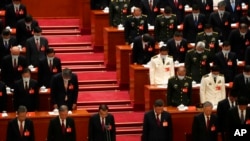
0;110;90;141
104;27;125;69
116;45;132;88
91;10;109;50
129;64;149;110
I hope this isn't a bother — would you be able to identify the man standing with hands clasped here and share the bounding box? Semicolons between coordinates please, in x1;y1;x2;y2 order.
47;105;76;141
142;99;173;141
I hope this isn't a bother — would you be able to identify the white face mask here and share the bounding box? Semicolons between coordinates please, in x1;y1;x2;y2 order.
161;55;167;58
222;50;230;54
23;77;30;82
178;76;185;80
165;16;171;19
212;74;218;78
196;50;203;54
134;16;141;19
205;32;213;36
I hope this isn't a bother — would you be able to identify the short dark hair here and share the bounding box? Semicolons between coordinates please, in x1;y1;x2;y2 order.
142;34;151;42
62;68;72;78
99;104;109;111
164;6;172;14
17;105;27;114
34;26;42;33
237;97;248;105
243;65;250;72
25;14;33;23
218;1;226;7
46;48;55;55
160;46;169;52
229;88;238;97
192;4;200;11
174;31;183;37
222;41;230;47
22;68;31;74
211;65;220;72
59;105;68;112
2;29;11;36
154;99;164;107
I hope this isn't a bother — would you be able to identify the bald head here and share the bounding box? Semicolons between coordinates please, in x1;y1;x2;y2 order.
11;46;20;56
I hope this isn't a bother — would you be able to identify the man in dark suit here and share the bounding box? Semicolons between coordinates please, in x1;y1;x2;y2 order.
208;1;231;41
38;48;62;88
228;23;250;61
16;14;39;46
185;41;211;83
88;104;116;141
232;65;250;102
0;29;17;67
50;68;79;111
26;26;49;67
6;105;35;141
183;4;207;43
142;99;173;141
226;97;250;141
217;89;237;141
132;33;156;64
140;0;161;25
0;80;7;112
245;46;250;65
13;68;39;111
196;24;220;60
91;0;110;9
192;101;218;141
124;7;148;44
167;31;188;63
193;0;213;19
47;105;76;141
5;0;27;27
1;46;27;88
214;41;237;83
225;0;242;23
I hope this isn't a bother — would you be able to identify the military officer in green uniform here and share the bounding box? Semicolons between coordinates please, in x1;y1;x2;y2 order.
196;24;220;60
109;0;131;27
185;41;211;83
124;7;148;44
154;6;177;43
167;66;192;106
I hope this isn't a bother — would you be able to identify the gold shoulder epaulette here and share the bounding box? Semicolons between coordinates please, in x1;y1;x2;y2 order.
187;49;194;52
203;74;209;77
219;74;224;76
142;14;147;17
213;32;218;34
197;32;204;35
127;15;132;18
152;55;158;59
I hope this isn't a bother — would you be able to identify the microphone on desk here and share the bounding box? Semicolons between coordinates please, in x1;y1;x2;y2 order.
105;123;111;141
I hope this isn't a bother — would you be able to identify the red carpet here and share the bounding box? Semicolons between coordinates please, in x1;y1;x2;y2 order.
113;112;144;123
56;52;104;62
117;135;141;141
46;35;91;43
37;18;80;26
75;71;116;81
77;91;130;102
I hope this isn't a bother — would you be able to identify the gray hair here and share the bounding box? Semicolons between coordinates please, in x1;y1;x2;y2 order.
203;101;213;108
196;41;205;49
59;105;68;112
17;105;27;114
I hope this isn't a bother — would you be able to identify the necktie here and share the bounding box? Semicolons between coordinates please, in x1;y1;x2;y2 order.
149;0;153;10
4;41;8;48
49;59;53;69
194;16;198;26
25;81;28;90
26;26;30;31
174;0;178;7
156;114;160;126
162;58;165;64
246;78;249;84
220;13;223;20
13;58;17;68
101;118;105;130
241;110;245;124
15;7;19;15
231;101;235;108
36;39;40;50
214;77;216;83
20;121;24;136
206;116;210;129
224;53;228;60
62;120;66;134
64;80;68;91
